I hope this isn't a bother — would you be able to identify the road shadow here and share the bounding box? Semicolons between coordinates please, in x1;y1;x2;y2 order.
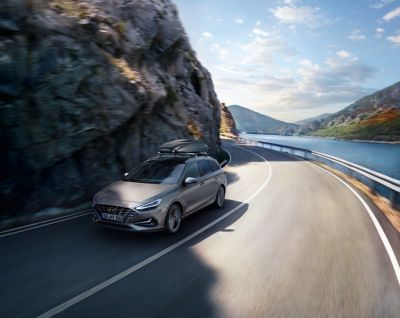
78;200;249;317
1;199;248;317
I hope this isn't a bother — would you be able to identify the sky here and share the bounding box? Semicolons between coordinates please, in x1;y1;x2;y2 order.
173;0;400;122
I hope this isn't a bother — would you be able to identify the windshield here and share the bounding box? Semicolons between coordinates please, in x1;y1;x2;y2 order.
124;159;186;184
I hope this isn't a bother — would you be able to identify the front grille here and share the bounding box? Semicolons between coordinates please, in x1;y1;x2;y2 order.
94;204;138;222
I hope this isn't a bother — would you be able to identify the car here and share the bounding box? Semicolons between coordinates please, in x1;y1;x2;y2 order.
92;140;227;234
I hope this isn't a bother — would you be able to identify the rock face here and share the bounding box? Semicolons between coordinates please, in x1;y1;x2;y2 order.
0;0;221;218
219;103;237;137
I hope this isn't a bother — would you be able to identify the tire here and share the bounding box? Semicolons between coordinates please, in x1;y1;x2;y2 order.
214;186;225;208
164;203;182;234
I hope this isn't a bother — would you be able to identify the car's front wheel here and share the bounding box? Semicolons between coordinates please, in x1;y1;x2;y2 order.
165;203;182;234
214;186;225;208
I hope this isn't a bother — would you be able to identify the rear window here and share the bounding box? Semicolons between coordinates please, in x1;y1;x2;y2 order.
185;163;201;178
198;159;213;176
208;159;220;172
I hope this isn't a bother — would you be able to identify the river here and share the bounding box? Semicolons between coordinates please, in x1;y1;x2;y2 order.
242;134;400;180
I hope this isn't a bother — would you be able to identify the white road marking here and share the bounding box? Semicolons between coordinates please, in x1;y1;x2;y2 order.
253;143;400;287
313;164;400;287
37;145;272;318
0;211;91;238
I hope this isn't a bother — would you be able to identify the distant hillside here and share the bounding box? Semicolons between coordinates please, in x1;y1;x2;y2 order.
295;113;332;125
310;81;400;141
228;105;297;135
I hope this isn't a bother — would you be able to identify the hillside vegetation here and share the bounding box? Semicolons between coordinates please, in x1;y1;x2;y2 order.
305;81;400;141
312;109;400;141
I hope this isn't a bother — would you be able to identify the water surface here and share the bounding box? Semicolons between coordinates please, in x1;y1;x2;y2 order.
243;134;400;180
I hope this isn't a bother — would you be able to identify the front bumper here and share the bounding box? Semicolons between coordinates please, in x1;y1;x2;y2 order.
92;204;167;232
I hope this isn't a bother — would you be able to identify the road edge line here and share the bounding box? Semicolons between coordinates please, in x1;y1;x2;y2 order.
0;211;91;238
313;163;400;287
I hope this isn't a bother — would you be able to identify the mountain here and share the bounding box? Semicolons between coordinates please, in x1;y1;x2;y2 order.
310;81;400;141
228;105;297;135
220;103;237;137
0;0;221;217
295;113;332;126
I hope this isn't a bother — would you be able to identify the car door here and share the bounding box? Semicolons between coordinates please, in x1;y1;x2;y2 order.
179;162;207;215
198;159;219;204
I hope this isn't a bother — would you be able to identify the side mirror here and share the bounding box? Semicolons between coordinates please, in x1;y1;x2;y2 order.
184;177;198;185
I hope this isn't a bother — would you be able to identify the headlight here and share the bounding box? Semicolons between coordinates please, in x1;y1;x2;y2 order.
135;199;162;211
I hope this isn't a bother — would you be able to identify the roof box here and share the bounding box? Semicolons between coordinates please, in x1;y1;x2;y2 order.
159;139;209;156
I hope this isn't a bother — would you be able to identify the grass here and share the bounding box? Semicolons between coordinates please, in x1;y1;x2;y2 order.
51;0;90;18
106;53;138;82
165;86;178;105
114;21;126;35
187;121;202;139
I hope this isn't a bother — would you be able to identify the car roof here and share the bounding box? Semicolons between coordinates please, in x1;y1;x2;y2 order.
147;155;217;164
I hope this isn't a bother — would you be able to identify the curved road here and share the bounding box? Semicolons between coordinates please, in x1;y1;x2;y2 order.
1;142;400;317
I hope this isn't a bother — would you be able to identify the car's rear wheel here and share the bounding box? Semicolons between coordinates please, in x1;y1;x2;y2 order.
165;203;182;234
214;186;225;208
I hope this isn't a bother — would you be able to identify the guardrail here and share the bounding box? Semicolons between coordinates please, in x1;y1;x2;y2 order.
238;136;400;210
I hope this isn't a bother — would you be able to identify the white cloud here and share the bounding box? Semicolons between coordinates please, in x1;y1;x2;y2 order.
255;20;262;26
201;32;213;38
211;43;228;59
369;0;396;9
387;34;400;45
270;5;321;27
252;28;270;37
240;28;297;66
383;6;400;21
348;29;366;40
211;50;376;116
196;17;376;120
234;18;244;24
336;50;351;58
376;27;385;38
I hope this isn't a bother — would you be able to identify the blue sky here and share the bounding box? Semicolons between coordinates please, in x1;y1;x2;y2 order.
173;0;400;122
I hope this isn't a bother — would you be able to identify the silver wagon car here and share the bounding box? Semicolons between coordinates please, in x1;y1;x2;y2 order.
92;140;227;233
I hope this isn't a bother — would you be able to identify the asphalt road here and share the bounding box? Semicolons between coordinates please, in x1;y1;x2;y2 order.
1;142;400;317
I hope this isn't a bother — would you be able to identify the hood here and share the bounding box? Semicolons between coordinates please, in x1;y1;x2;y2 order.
94;181;176;205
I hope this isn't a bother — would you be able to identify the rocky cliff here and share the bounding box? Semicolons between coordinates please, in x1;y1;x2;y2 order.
219;103;237;137
0;0;221;218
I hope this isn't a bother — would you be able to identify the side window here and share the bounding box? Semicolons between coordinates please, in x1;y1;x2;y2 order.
185;163;201;178
198;159;213;176
208;159;220;172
